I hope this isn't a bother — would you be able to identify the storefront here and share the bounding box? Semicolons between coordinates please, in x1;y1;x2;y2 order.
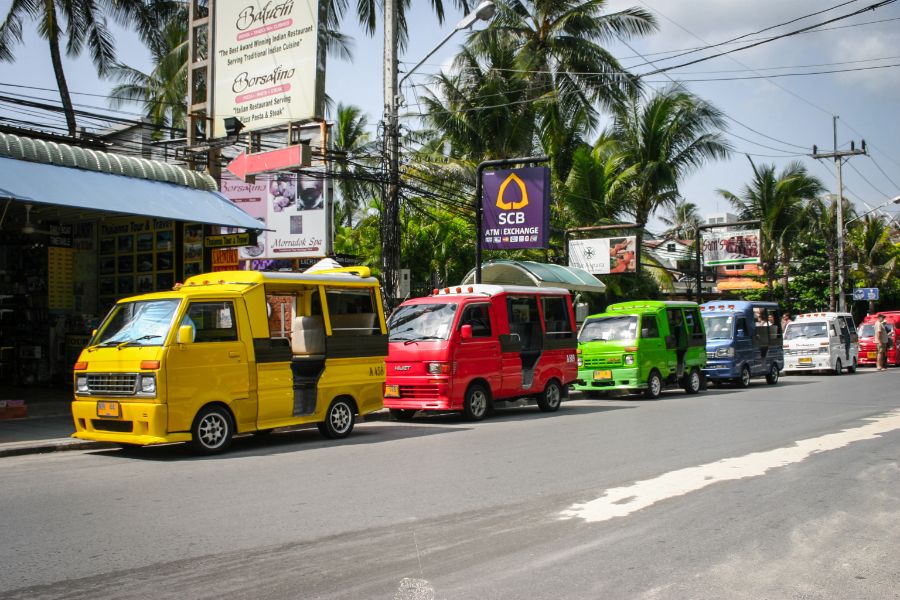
0;132;263;387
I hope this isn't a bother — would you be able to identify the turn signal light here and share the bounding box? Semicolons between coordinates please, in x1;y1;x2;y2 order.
73;362;88;370
140;360;161;370
625;346;638;352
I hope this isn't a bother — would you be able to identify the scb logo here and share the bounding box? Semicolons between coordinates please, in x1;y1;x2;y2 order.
495;173;529;225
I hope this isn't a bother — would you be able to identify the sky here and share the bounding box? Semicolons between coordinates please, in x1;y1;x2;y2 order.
1;0;899;233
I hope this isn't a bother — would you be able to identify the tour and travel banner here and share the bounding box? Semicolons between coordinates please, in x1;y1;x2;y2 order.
220;170;328;259
481;167;550;250
701;229;761;266
212;0;326;138
568;236;637;274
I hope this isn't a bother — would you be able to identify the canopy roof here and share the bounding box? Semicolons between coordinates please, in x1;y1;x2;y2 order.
461;260;606;293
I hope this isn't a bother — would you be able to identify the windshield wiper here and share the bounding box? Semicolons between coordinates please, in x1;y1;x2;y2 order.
404;336;444;345
115;335;162;349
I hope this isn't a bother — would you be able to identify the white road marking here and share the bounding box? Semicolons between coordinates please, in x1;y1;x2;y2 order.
560;409;900;523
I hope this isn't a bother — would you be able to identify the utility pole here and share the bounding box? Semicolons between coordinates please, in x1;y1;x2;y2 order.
382;0;400;310
812;116;866;313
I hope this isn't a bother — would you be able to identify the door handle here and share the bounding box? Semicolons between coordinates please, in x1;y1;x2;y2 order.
228;351;240;358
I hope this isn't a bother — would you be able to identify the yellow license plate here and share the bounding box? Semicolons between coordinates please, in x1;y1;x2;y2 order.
384;384;400;398
96;401;120;418
798;357;812;364
593;370;613;381
868;352;877;359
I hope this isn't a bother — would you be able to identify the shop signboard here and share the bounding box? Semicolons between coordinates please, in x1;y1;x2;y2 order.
701;229;761;266
205;232;257;248
481;167;550;250
212;248;241;272
211;0;326;138
568;236;637;274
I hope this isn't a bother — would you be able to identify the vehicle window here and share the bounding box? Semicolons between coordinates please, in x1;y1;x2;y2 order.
842;316;858;342
266;294;295;338
389;303;457;341
508;296;542;350
666;308;687;346
579;316;638;342
860;323;894;337
183;302;237;343
92;299;180;347
542;296;572;337
702;315;732;340
753;307;767;326
641;314;660;338
736;317;749;338
325;288;379;336
686;309;703;336
459;303;492;338
785;321;828;340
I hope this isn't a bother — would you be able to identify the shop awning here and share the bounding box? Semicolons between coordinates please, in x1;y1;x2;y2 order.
461;260;606;293
0;156;264;230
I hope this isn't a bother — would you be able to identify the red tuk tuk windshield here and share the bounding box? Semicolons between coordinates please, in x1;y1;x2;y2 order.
579;315;638;342
388;302;458;342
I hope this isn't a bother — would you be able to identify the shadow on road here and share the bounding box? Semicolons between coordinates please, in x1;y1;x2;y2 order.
395;400;635;426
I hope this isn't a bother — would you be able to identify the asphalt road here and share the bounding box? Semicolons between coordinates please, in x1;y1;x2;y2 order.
2;369;899;599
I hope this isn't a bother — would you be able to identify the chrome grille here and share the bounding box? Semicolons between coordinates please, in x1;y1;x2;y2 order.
785;349;818;356
399;385;440;399
706;352;716;359
86;373;138;395
583;356;621;368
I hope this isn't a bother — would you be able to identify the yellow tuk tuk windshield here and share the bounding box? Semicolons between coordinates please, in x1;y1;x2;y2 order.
91;299;181;348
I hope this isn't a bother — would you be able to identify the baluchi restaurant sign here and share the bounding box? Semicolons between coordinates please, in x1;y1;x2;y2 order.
212;0;325;138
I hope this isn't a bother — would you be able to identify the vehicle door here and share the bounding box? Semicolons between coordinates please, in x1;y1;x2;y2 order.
664;308;687;378
539;295;577;385
501;295;543;394
683;307;706;369
733;315;754;371
638;313;665;382
828;321;843;366
166;300;253;433
841;315;858;361
455;302;501;393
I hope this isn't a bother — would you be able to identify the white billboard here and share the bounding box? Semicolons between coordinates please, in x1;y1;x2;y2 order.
568;237;637;274
212;0;325;138
701;229;761;266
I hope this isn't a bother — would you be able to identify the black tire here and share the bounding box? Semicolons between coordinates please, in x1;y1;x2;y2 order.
190;405;234;455
847;358;857;374
389;408;416;421
765;363;779;385
737;365;752;388
318;397;355;439
833;359;842;375
463;383;490;421
683;367;701;395
644;370;663;399
537;379;563;412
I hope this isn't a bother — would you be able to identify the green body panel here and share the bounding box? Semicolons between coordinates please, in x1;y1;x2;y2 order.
575;301;707;393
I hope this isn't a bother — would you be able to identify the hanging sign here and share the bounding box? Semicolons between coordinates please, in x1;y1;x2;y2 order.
481;167;550;250
701;229;761;266
569;237;637;274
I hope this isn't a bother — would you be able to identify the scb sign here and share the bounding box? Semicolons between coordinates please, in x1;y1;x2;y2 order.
481;167;550;250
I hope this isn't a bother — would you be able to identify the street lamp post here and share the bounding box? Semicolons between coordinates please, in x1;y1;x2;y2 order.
382;0;496;308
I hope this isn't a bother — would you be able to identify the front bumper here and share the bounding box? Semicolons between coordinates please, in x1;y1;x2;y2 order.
71;399;188;445
383;378;454;411
784;356;832;371
703;359;739;380
573;367;643;391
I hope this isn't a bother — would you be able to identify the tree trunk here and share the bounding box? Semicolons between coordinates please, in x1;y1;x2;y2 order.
827;249;836;311
782;257;791;313
44;0;78;137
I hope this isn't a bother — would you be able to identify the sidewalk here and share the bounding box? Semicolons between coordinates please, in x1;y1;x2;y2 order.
0;385;394;458
0;385;111;457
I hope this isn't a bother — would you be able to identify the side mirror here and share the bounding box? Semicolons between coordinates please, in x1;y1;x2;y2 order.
91;329;97;337
460;324;473;340
177;325;195;344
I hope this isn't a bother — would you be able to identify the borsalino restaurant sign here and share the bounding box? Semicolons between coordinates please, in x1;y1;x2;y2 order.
211;0;326;138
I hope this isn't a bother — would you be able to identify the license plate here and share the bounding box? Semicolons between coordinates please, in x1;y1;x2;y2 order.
798;357;812;364
593;370;613;381
384;384;400;398
868;352;877;359
96;401;120;418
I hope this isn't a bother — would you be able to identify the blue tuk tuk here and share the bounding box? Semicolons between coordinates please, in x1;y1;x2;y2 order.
699;301;784;387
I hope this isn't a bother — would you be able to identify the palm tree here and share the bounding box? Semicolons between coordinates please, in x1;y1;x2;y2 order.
343;0;472;51
332;104;378;228
803;195;855;310
613;86;731;269
562;136;633;225
719;159;824;307
0;0;164;136
846;215;898;314
661;201;701;240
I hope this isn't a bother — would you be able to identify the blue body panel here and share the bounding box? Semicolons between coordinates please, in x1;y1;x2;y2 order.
700;301;783;382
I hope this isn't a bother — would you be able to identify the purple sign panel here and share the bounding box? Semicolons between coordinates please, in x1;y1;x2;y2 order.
482;167;550;250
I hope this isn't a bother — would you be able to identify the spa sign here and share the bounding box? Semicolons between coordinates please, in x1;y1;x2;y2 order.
481;167;550;250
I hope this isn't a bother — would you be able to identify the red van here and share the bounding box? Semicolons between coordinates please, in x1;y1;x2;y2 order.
857;311;900;367
383;285;578;420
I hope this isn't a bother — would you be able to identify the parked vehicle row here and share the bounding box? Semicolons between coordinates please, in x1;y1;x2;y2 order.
857;311;900;367
70;267;881;455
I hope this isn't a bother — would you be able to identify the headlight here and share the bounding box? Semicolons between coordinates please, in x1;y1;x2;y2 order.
715;347;735;358
818;346;830;354
139;374;156;394
577;356;583;367
624;354;634;365
425;362;450;375
76;376;88;393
